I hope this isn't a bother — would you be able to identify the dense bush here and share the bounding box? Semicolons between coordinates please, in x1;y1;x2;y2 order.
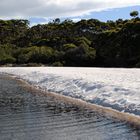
0;12;140;67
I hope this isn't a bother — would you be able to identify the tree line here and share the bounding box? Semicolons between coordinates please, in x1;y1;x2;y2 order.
0;11;140;67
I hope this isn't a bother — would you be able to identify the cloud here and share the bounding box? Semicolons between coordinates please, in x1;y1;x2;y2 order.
0;0;140;19
71;18;81;22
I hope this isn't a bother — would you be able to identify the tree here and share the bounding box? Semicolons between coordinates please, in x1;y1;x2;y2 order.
53;18;61;24
130;11;139;18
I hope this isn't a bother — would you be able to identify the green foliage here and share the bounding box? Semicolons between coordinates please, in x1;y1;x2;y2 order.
76;36;91;46
130;11;139;18
0;44;16;65
62;43;77;51
52;61;63;66
0;55;16;64
15;46;55;64
0;14;140;67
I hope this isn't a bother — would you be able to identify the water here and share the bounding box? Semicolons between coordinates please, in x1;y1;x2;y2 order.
0;75;140;140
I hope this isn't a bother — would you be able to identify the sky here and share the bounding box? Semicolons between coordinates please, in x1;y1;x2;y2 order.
0;0;140;26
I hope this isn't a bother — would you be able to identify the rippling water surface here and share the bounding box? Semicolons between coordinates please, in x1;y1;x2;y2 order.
0;75;140;140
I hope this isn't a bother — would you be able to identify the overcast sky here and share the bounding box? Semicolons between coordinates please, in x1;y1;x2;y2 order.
1;0;140;25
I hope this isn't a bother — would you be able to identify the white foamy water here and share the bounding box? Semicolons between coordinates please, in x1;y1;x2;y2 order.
0;67;140;116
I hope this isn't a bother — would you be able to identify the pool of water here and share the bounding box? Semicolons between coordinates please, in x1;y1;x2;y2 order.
0;75;140;140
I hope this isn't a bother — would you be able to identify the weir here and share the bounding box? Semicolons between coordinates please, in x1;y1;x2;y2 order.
0;74;140;139
6;74;140;128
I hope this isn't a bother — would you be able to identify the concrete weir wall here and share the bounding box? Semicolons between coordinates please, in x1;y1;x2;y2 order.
6;75;140;128
40;92;140;128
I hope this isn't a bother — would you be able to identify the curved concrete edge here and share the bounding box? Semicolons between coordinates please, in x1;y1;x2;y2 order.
43;92;140;127
2;74;140;128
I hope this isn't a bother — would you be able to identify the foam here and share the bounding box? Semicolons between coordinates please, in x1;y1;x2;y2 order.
0;67;140;116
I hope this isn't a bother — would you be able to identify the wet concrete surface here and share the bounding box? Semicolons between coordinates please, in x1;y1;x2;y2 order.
0;75;140;140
